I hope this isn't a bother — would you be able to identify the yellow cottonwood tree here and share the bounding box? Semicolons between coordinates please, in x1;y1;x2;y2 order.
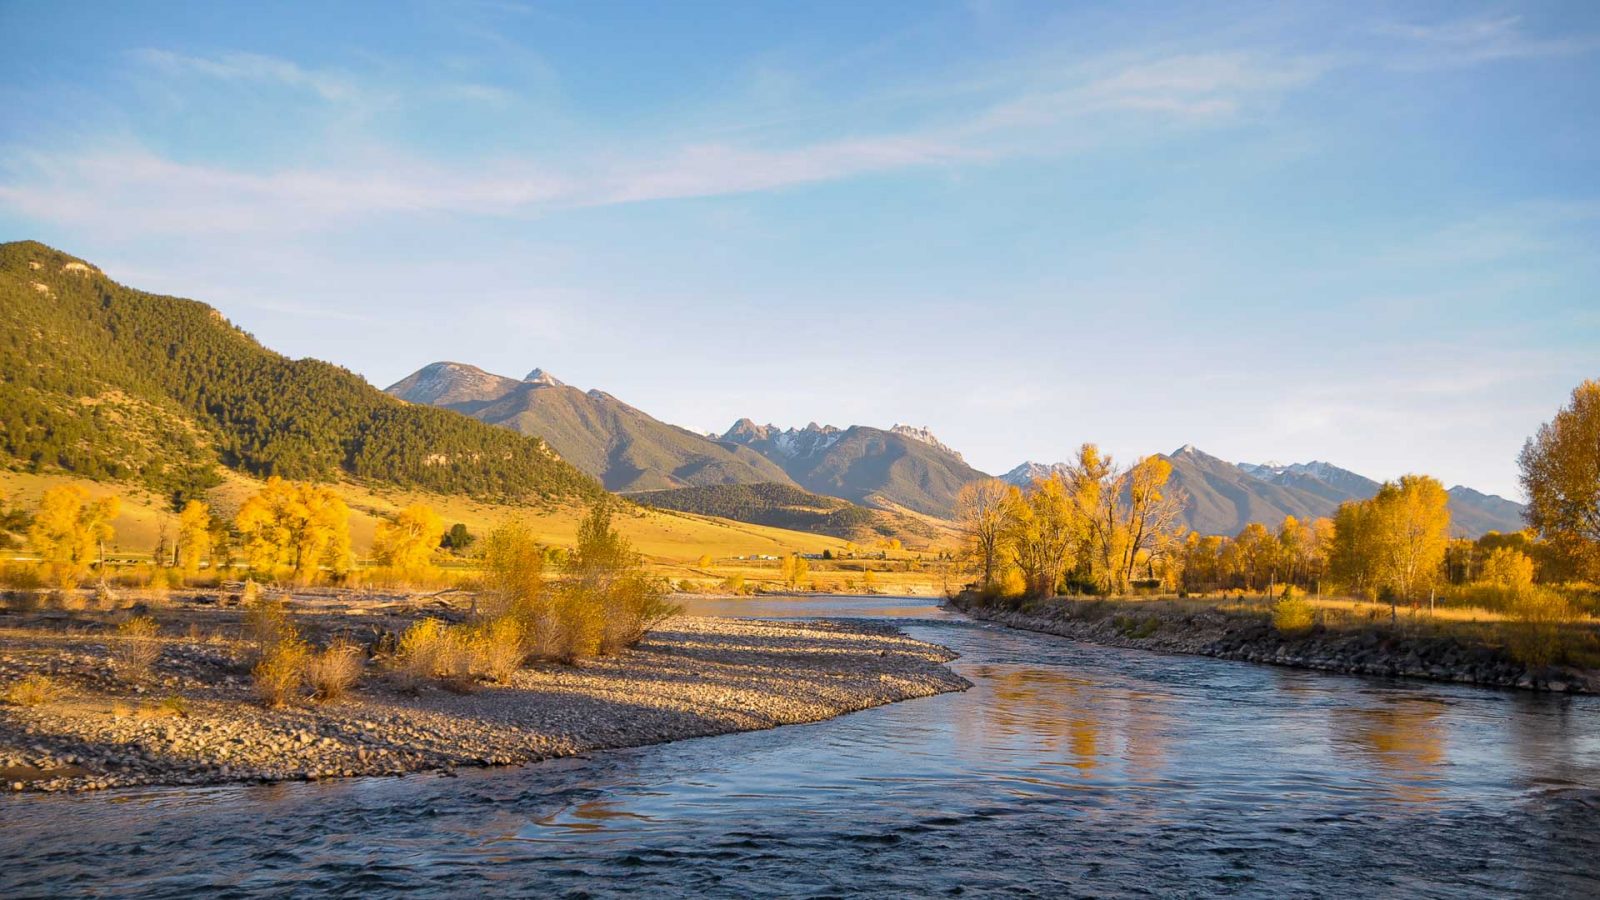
372;503;445;583
175;500;213;579
235;477;351;584
28;485;120;588
1519;380;1600;579
955;478;1010;592
780;553;809;590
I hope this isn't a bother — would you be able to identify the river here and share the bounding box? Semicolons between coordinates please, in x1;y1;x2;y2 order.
3;596;1598;897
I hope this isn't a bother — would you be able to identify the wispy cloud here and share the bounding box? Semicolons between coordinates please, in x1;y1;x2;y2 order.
1;51;1319;235
132;49;359;101
1377;15;1600;68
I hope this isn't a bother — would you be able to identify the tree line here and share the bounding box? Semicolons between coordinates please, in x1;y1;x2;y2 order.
957;378;1600;619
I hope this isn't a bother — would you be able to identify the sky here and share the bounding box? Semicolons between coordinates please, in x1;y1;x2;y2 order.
1;1;1596;499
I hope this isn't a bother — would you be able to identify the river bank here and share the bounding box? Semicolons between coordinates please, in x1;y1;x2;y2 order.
0;608;968;794
949;593;1599;694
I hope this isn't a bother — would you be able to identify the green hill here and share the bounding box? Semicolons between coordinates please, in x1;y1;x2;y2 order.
387;362;797;492
0;241;601;505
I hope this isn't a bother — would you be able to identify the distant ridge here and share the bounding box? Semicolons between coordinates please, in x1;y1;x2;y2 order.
721;421;990;518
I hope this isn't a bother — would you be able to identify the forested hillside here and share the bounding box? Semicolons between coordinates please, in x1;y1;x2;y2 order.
629;481;934;541
0;241;600;504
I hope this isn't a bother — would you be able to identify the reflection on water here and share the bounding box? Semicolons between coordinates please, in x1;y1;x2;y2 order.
1329;697;1447;803
4;596;1599;897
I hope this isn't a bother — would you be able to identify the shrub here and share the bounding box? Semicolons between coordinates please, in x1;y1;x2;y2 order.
1505;587;1573;667
999;569;1027;599
3;673;57;707
479;522;547;618
252;634;309;707
157;695;191;718
243;592;293;655
306;638;362;703
1273;596;1315;634
598;573;678;655
0;560;44;592
113;616;162;678
393;618;454;687
473;617;527;684
549;585;604;664
721;574;746;595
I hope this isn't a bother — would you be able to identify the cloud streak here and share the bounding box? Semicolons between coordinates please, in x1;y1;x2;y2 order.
1;52;1317;236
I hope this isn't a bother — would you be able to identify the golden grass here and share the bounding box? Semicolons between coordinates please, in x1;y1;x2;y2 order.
3;673;58;707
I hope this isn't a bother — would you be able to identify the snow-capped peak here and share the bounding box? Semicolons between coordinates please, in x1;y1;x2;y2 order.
524;368;564;387
890;424;963;460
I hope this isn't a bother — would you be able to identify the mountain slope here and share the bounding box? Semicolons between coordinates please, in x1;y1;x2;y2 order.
1163;446;1333;536
0;241;600;504
387;363;796;493
1446;486;1528;537
721;421;990;518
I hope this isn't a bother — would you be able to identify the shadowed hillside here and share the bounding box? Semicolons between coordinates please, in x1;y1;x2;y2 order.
629;482;939;543
0;241;601;504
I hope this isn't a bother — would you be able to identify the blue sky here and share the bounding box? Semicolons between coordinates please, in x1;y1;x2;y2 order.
2;1;1596;498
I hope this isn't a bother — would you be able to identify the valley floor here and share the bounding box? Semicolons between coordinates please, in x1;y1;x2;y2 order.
0;597;967;794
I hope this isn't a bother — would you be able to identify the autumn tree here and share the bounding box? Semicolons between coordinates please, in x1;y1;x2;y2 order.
1519;379;1600;579
955;478;1010;592
1332;476;1450;617
1228;522;1279;592
27;485;119;588
1480;546;1535;589
235;477;352;584
174;499;213;579
1373;475;1451;613
1180;532;1225;592
780;553;810;590
1109;455;1185;591
1000;477;1079;598
372;503;445;583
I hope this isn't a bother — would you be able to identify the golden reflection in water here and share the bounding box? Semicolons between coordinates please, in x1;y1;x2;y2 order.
963;666;1170;781
1328;698;1447;804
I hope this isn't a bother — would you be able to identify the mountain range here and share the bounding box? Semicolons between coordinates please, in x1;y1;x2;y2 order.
387;363;991;518
386;362;790;493
717;420;988;517
1003;446;1526;538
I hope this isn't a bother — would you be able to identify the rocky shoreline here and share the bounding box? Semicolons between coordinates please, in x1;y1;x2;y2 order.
0;616;969;794
949;595;1598;694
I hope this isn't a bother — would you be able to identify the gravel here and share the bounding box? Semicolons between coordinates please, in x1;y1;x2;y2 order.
0;616;968;794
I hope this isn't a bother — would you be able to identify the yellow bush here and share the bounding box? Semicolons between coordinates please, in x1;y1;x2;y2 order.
243;592;292;654
306;638;362;703
3;673;58;707
252;635;309;707
1506;587;1573;667
113;616;162;678
1272;596;1315;633
472;617;527;684
999;569;1027;599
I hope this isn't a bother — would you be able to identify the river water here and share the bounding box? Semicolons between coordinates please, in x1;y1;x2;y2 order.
4;596;1599;897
